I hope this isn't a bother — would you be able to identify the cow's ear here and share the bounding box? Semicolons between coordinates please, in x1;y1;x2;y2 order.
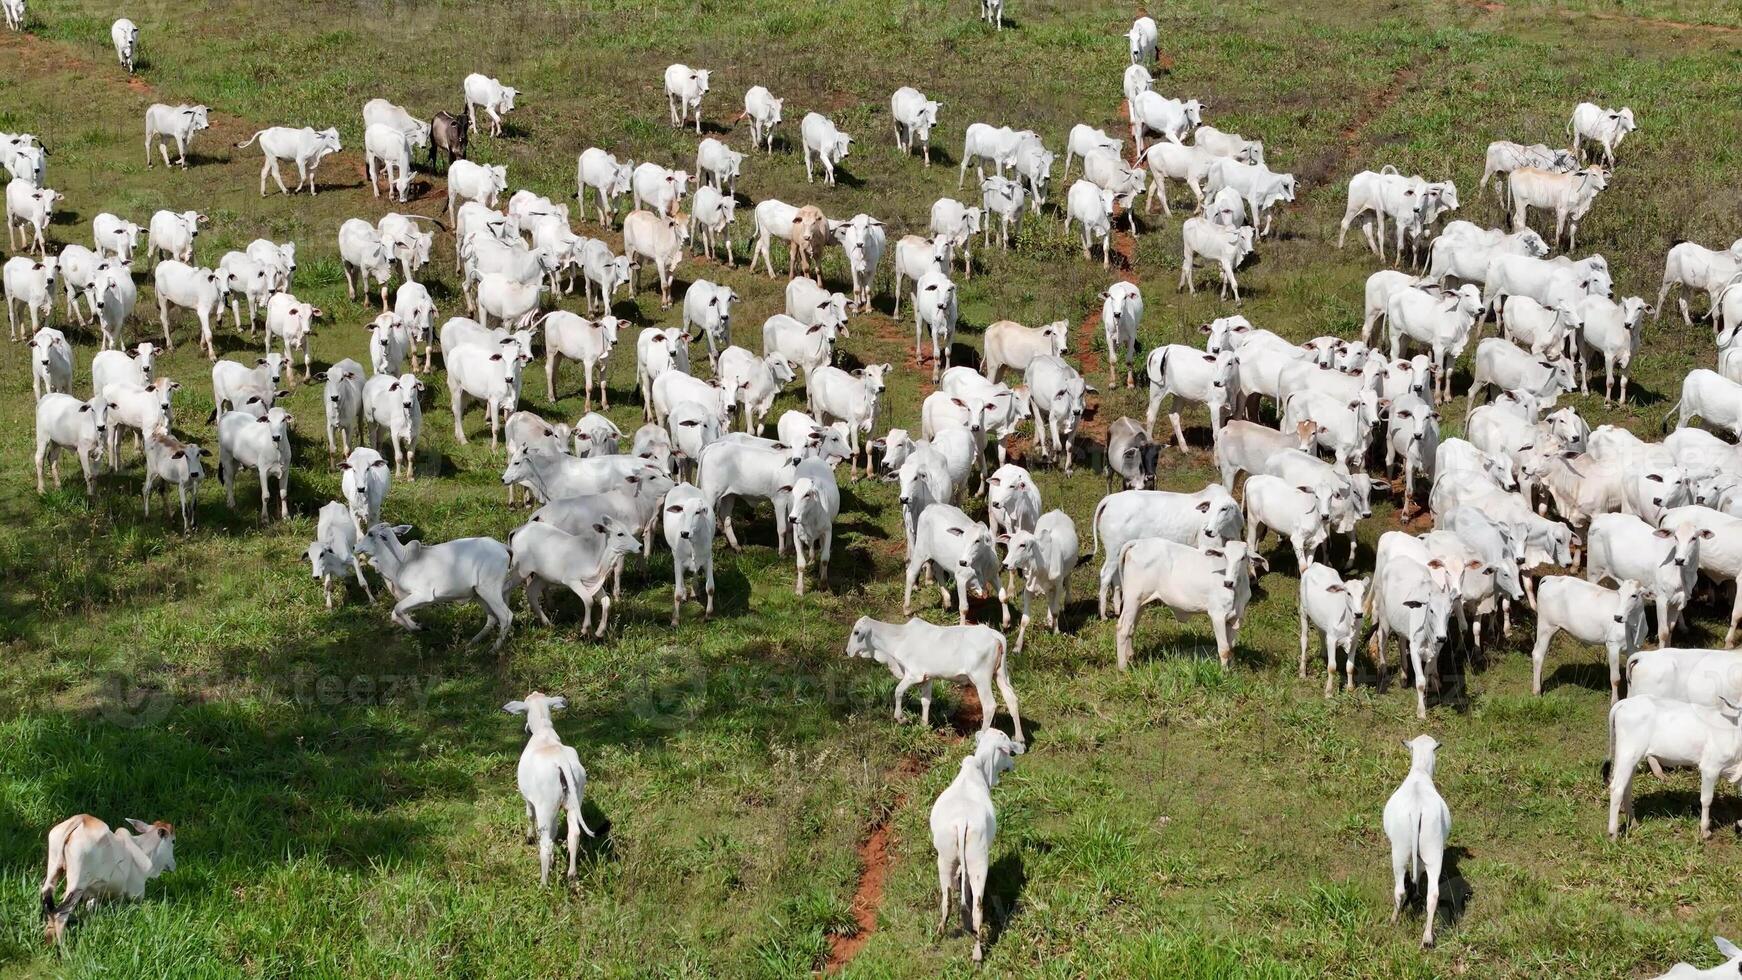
490;353;503;361
256;357;268;365
1195;501;1211;512
1326;583;1345;594
1402;600;1424;609
1296;485;1313;494
1654;528;1673;538
947;526;965;536
78;403;90;412
171;450;186;459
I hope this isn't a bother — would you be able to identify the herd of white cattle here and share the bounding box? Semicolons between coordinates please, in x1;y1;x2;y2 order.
9;6;1742;970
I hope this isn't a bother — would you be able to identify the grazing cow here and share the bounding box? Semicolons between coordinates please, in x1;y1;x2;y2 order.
1509;167;1608;251
1063;180;1115;266
1128;92;1202;155
141;431;207;530
1011;139;1056;214
217;406;294;521
1606;694;1742;842
892;87;943;165
1483;253;1611;315
429;110;470;169
1179;217;1256;303
143;103;210;168
463;73;518;136
154;261;230;359
575;148;635;226
1568;102;1636;166
1064;124;1123;179
927;731;1022;965
958;124;1039;187
847;617;1022;742
694;138;744;196
1146;345;1236;451
320;357;365;459
39;815;176;945
1384;735;1451;949
509;518;642;636
662;483;716;624
6;178;60;254
930;198;983;280
717;346;796;435
892;233;953;319
234;126;342;196
307;500;371;607
978;175;1026;249
362;98;431;148
502;693;598;886
698;440;804;553
1101;281;1144;388
1002;510;1078;653
1299;562;1368;695
741;86;785;152
1141;141;1231;216
622;210;686;308
1106;417;1159;491
34;394;108;495
800;112;853;185
245;238;296;290
1532;576;1645;701
1193;125;1264;163
1113;538;1252;669
359;523;512;650
663;64;710;133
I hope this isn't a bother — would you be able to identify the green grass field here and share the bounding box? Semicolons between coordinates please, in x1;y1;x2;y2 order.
3;0;1742;975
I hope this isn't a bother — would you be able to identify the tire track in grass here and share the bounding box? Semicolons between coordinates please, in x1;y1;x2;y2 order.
824;753;924;972
1464;0;1742;35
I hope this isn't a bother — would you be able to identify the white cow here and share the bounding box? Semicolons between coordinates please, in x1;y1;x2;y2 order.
978;175;1026;249
1101;281;1143;388
509;518;642;636
622;210;686;308
1658;239;1742;325
662;483;716;624
34;394;108;495
913;270;959;381
1127;15;1158;64
831;213;886;312
892;87;943;165
338;218;395;309
1299;562;1369;696
926;731;1022;965
501;693;598;886
234;126;342;195
141;431;207;530
153;261;229;359
1112;538;1252;670
93;213;144;262
576;149;635;226
322;358;365;459
357;523;513;650
364;123;414;201
263;292;321;382
904;505;1006;626
982;318;1067;381
1146;345;1236;451
958;124;1039;187
4;254;57;340
689;185;738;265
637;326;690;419
800;112;853;185
6;178;60;254
1509;167;1608;251
663;64;711;133
808;364;889;476
846;617;1023;743
1092;485;1242;616
741;86;784;153
1128;93;1203;156
1383;735;1451;949
787;457;840;595
1370;556;1456;718
446;160;508;215
307;500;372;607
1531;576;1645;702
27;326;71;399
463;73;519;136
217;406;294;520
1063;180;1114;266
1669;369;1742;439
1388;284;1483;403
1179;217;1256;303
39;815;177;945
1607;695;1742;841
1002;510;1078;653
1587;514;1705;649
1568;102;1636;166
143;103;210;168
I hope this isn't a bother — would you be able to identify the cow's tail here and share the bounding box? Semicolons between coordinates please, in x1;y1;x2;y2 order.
1090;495;1112;556
233;131;264;149
557;755;597;837
1659;396;1684;434
956;822;972;918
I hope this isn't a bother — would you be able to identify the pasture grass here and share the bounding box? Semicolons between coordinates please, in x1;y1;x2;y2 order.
2;0;1742;974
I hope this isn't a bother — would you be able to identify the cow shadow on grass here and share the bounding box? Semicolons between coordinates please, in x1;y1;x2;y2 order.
1630;790;1742;836
1543;661;1612;698
982;851;1027;950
